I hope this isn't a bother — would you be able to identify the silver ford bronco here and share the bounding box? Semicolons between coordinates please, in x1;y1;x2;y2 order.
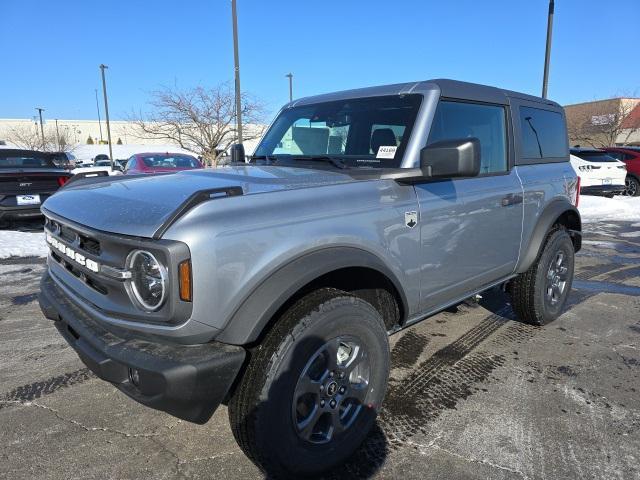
38;79;581;477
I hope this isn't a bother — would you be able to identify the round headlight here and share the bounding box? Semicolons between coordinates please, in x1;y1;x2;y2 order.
127;250;167;311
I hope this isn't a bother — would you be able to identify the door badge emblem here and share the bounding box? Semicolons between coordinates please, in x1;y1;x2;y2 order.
405;211;418;228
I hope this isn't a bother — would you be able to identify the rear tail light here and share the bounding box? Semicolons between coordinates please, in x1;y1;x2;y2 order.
57;176;70;187
179;260;192;302
574;176;581;207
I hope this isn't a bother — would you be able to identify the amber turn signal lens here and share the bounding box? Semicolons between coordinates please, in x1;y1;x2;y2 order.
179;260;192;302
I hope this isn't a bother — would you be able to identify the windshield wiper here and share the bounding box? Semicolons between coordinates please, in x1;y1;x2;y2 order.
249;155;278;165
290;155;348;169
230;155;278;165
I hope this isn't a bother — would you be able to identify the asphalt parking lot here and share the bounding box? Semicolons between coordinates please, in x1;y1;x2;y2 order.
1;221;639;480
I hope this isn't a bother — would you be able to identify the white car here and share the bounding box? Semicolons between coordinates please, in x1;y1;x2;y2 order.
570;149;626;197
72;160;123;177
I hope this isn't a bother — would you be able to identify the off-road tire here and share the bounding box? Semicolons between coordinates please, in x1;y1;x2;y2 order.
228;288;390;478
509;227;575;325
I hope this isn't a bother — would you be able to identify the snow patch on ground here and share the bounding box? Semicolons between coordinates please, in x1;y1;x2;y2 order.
0;230;47;259
582;240;619;249
620;231;640;238
578;196;640;223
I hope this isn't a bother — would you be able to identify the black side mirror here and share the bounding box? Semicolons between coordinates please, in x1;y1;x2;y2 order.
230;144;246;163
420;138;481;178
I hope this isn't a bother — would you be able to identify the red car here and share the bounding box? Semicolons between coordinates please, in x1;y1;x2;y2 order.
123;152;203;175
601;147;640;196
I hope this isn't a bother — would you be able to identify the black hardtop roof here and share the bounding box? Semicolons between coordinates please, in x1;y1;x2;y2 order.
432;79;561;108
291;78;561;109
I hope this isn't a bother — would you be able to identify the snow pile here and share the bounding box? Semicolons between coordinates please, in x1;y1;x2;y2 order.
0;230;47;259
578;195;640;223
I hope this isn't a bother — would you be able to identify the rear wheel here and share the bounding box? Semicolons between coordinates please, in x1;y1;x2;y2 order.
228;288;390;478
509;228;575;325
625;175;639;197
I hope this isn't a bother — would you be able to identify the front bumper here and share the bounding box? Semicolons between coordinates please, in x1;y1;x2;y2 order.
0;205;44;220
39;271;246;424
580;184;625;196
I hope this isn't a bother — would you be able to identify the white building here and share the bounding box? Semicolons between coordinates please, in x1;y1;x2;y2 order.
0;118;265;159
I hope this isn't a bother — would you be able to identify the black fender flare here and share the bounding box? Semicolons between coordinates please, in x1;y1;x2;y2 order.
515;198;581;274
215;246;409;345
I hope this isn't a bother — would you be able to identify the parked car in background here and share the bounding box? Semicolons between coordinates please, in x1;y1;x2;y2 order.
72;160;123;177
93;154;110;162
570;148;626;197
123;152;203;174
0;149;72;223
50;152;77;170
600;147;640;197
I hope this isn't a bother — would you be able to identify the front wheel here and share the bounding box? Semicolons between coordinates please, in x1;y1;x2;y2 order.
228;288;390;478
626;175;640;197
509;228;575;325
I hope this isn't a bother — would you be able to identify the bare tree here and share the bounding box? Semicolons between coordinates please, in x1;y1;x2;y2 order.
129;83;266;166
566;96;640;148
6;124;75;152
6;124;46;150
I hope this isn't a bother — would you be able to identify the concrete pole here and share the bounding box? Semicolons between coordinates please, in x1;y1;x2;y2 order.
99;64;114;169
286;73;293;102
231;0;243;144
55;119;60;151
36;108;45;149
542;0;555;99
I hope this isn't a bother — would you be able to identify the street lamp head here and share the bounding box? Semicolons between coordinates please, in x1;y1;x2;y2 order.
99;64;108;70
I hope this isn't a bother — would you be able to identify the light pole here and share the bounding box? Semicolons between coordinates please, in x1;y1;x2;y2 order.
95;88;104;143
55;119;60;151
231;0;243;144
542;0;555;99
99;64;114;168
35;107;45;149
286;73;293;102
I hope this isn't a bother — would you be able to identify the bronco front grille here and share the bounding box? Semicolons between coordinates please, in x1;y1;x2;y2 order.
50;249;108;295
46;217;102;256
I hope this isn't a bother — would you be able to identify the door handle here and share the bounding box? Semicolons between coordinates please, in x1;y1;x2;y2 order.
501;193;523;207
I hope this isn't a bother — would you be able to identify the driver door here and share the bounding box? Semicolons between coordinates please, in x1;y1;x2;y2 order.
415;99;523;312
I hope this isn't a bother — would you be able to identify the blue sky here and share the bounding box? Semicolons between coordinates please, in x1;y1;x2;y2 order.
2;0;639;121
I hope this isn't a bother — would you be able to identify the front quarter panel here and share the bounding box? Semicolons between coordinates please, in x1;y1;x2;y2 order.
163;179;421;344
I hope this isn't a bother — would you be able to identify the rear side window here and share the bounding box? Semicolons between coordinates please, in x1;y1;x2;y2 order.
428;100;507;174
0;155;54;168
519;107;567;159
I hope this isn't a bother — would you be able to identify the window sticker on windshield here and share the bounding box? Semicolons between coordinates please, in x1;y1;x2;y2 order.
376;146;397;159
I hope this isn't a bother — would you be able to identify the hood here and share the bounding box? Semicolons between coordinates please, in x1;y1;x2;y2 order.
42;165;357;237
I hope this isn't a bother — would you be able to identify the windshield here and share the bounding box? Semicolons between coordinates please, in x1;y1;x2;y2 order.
572;151;618;163
0;154;55;168
255;94;422;168
140;154;200;169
